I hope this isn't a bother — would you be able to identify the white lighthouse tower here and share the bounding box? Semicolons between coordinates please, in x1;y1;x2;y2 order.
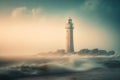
65;18;74;53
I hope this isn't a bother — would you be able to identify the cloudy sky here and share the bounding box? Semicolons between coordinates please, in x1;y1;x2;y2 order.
0;0;119;56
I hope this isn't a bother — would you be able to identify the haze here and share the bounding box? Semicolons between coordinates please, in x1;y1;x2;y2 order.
0;0;119;57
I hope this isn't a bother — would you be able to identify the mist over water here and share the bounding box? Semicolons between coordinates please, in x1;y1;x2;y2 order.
0;54;120;80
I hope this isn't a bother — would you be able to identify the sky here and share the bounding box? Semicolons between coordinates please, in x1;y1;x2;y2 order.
0;0;120;56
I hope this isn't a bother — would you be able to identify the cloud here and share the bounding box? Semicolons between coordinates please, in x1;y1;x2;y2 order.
11;7;43;19
81;0;102;11
11;7;27;18
32;8;42;18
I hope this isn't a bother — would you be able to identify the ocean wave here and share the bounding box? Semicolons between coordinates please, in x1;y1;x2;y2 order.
0;55;120;80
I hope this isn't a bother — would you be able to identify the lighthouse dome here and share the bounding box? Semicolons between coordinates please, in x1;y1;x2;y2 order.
65;18;74;29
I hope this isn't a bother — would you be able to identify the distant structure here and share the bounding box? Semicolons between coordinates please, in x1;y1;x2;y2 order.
65;18;74;53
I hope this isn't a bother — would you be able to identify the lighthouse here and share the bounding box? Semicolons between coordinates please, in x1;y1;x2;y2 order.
65;18;74;53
